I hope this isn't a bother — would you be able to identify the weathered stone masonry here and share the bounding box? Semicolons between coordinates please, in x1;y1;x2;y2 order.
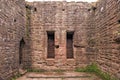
0;0;26;79
0;0;120;80
28;2;90;70
87;0;120;78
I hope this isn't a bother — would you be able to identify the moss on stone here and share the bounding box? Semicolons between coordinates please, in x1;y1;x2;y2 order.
75;63;118;80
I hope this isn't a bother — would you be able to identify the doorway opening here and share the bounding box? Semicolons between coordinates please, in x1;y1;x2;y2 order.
19;38;25;65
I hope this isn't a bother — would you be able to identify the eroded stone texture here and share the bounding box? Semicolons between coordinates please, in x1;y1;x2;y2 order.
0;0;120;80
27;2;90;70
0;0;26;79
87;0;120;79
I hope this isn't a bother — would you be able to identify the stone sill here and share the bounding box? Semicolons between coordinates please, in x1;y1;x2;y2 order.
46;59;55;60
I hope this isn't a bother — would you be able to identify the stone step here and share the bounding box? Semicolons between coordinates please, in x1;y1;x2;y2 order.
26;77;92;80
27;76;91;78
16;72;101;80
27;72;91;78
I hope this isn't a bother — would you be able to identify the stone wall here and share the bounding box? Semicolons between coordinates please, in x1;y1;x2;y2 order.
87;0;120;78
0;0;26;79
0;0;120;79
86;3;97;62
27;2;90;70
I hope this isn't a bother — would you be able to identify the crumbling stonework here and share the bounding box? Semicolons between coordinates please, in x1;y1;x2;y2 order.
0;0;26;79
87;0;120;78
27;2;90;70
0;0;120;80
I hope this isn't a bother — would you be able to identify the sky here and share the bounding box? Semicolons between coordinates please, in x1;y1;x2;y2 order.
25;0;98;3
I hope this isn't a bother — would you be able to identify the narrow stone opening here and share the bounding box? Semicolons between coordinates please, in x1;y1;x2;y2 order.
62;9;65;11
34;7;37;12
19;38;25;65
118;20;120;23
14;19;16;22
47;31;55;58
67;32;74;59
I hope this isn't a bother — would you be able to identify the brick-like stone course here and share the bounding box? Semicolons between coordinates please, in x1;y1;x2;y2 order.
27;2;90;70
87;0;120;79
0;0;26;80
0;0;120;79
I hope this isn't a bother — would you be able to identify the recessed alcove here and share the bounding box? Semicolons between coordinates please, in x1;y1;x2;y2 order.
19;38;25;65
114;36;120;44
118;20;120;23
34;7;37;12
47;31;55;58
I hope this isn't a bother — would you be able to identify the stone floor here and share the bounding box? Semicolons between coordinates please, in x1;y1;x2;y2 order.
16;71;101;80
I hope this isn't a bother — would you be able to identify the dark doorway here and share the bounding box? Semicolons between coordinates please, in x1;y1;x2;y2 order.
67;32;74;58
19;38;25;65
47;31;55;58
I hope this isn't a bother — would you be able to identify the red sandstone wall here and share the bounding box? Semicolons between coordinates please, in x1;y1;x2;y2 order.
87;0;120;79
0;0;25;79
86;3;97;62
28;2;90;70
1;0;119;79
